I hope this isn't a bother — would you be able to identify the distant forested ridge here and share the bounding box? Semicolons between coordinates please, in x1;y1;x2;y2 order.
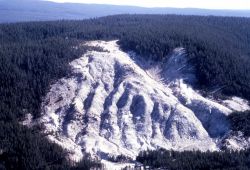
0;15;250;169
1;0;250;23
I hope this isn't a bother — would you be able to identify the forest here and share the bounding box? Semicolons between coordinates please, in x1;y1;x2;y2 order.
0;14;250;169
228;111;250;137
136;149;250;170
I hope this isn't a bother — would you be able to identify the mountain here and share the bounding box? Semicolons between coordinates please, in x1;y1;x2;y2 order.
1;0;250;23
1;15;250;169
30;40;250;166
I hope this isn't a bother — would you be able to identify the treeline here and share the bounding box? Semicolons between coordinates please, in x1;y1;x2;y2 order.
136;149;250;170
0;122;102;170
1;15;250;100
0;27;101;169
1;15;250;169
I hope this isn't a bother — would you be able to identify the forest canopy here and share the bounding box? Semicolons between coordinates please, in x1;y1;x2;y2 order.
136;149;250;170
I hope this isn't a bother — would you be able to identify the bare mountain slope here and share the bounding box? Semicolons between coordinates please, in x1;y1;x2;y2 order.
32;40;250;161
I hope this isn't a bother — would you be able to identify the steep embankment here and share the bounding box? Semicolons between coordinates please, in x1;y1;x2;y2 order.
32;40;250;162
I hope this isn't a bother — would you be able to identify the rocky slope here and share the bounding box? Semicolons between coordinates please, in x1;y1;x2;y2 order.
32;40;250;162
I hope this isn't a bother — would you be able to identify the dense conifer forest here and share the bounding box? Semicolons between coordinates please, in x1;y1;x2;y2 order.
0;14;250;169
229;111;250;137
136;149;250;170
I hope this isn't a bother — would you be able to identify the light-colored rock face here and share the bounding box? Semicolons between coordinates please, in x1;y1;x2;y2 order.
35;40;250;161
220;131;250;151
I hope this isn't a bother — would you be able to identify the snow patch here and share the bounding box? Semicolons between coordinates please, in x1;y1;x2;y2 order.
221;131;250;150
221;97;250;112
101;160;136;170
20;113;33;127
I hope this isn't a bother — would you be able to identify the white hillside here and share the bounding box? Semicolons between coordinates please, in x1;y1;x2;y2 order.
34;40;250;162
